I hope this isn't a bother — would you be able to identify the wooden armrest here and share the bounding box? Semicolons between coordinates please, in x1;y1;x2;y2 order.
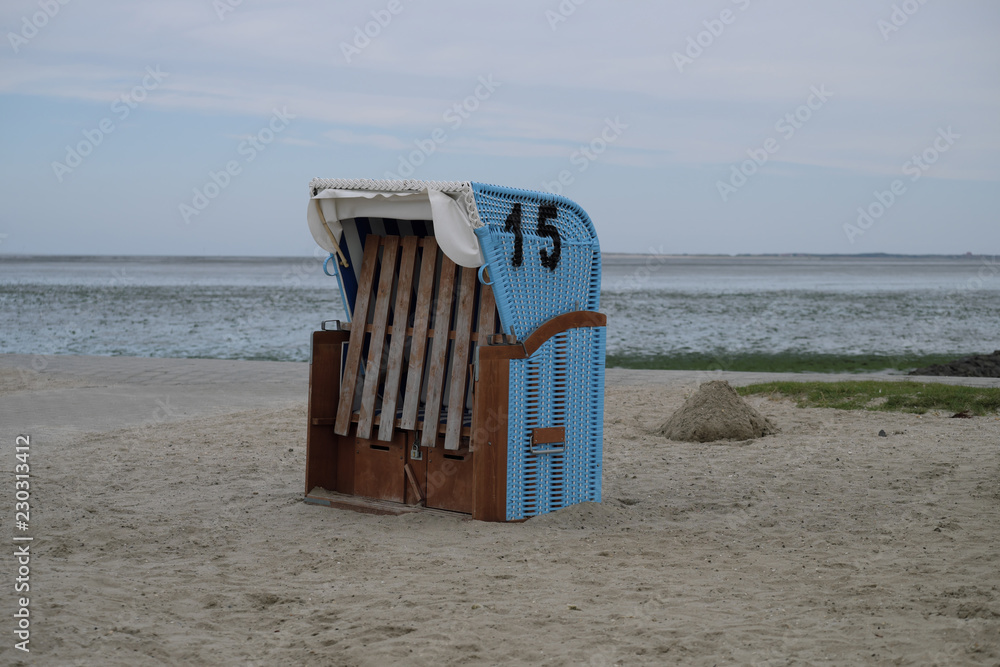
479;310;606;361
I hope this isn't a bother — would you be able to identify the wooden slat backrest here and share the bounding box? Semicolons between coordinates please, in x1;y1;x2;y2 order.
476;281;497;347
420;254;458;447
377;235;419;442
443;267;477;450
334;237;380;436
335;233;502;448
357;236;399;439
400;238;439;430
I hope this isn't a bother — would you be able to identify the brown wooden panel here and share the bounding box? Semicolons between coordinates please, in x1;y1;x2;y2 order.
305;330;349;494
532;426;566;445
378;235;418;441
335;237;381;435
478;342;525;362
306;426;339;494
336;429;355;496
357;236;399;439
421;253;457;448
444;267;477;450
353;430;406;503
400;239;439;430
426;444;474;514
472;351;510;522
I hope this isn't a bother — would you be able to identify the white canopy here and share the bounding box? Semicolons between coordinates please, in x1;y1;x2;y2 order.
307;186;485;268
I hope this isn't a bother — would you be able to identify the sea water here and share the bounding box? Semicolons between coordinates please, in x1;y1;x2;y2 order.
1;254;997;364
601;255;1000;361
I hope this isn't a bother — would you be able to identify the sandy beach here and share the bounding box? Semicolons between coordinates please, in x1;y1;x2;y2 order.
2;354;998;666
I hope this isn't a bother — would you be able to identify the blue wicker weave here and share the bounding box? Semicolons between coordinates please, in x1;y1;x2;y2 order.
505;326;605;520
467;182;605;521
471;182;601;340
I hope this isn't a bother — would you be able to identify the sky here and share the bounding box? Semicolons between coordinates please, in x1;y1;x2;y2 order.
0;0;997;257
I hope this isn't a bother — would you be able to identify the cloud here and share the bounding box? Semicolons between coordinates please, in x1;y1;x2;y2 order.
1;0;998;255
278;137;319;148
322;129;407;151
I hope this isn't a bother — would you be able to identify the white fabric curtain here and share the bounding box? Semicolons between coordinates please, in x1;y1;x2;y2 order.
306;188;484;267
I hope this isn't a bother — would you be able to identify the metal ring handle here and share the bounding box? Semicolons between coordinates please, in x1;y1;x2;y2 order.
323;254;337;277
528;443;565;455
477;264;494;286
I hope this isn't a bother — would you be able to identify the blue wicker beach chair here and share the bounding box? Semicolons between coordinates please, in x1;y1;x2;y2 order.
304;179;605;521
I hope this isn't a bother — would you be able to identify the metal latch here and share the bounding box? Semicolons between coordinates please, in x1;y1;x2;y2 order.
529;426;566;455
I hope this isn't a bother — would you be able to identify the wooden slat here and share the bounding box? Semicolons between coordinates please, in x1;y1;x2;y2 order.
403;463;424;505
341;323;488;341
476;282;497;342
420;253;457;447
469;284;497;407
334;237;380;435
357;236;399;439
444;267;477;450
400;240;439;430
377;235;418;441
350;411;472;438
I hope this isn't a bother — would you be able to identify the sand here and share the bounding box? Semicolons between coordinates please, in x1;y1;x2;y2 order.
0;368;93;396
2;363;1000;665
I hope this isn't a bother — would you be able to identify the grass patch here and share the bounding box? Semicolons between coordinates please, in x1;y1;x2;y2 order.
737;381;1000;415
605;352;961;374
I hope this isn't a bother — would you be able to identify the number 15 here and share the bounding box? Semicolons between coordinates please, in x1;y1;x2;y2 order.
504;203;562;271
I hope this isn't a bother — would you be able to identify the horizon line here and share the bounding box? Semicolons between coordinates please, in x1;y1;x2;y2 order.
1;251;996;261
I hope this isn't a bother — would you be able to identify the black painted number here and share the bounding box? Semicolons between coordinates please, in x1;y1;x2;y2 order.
503;203;562;272
504;202;524;267
537;204;561;271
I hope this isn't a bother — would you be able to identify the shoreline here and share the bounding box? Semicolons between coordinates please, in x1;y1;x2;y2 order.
606;351;989;375
5;350;996;377
3;353;997;438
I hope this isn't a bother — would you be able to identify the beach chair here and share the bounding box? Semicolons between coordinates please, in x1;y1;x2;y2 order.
303;180;605;521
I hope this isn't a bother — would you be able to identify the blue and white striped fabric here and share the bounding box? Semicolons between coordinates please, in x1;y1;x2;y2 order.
336;217;434;317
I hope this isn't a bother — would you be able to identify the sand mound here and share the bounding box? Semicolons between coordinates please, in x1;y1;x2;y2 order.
659;380;777;442
525;501;630;529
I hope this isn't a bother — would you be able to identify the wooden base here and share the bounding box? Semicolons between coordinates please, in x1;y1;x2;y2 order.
304;487;463;518
304;309;608;522
306;329;478;516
